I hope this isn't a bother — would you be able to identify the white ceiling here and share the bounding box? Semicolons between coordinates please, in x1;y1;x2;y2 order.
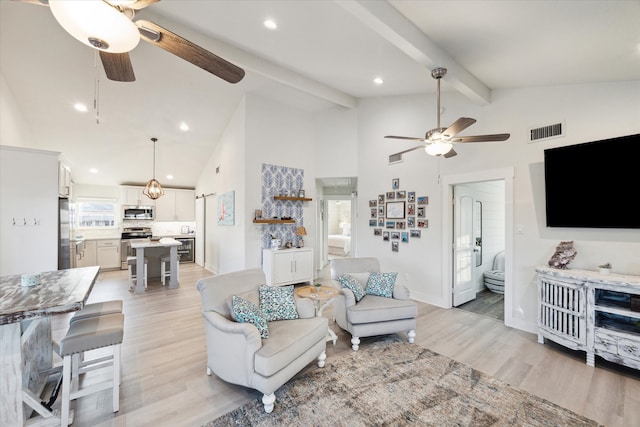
1;0;638;188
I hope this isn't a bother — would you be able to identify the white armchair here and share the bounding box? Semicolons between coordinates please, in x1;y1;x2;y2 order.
330;257;417;351
197;268;327;413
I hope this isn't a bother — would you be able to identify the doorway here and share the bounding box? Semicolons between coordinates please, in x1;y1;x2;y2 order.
441;168;513;326
325;199;353;261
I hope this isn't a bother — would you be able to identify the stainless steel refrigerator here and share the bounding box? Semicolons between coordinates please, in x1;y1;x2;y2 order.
58;198;70;269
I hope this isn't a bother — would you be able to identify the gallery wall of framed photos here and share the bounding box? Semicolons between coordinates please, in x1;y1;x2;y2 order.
369;178;428;252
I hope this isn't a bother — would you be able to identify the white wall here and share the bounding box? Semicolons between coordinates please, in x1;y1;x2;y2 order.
314;107;359;179
355;80;640;332
0;73;33;147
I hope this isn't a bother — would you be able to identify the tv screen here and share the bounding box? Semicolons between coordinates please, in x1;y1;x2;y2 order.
544;133;640;229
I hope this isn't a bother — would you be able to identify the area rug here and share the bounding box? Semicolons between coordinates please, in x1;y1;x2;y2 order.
204;337;602;426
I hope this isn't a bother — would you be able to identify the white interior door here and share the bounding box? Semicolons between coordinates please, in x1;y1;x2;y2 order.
453;186;476;306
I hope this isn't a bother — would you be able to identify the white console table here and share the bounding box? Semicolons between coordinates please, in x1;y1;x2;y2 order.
536;266;640;370
262;248;313;287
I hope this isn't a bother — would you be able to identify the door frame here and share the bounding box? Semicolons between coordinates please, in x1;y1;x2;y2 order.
441;167;514;327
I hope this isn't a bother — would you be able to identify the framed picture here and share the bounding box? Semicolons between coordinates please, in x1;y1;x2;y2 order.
410;229;421;238
392;241;399;252
386;191;395;200
382;231;390;241
378;194;385;204
217;191;235;226
407;217;415;228
408;191;416;202
417;196;429;205
418;219;429;228
378;218;384;227
391;231;400;240
407;203;415;216
369;199;377;207
374;228;382;236
385;221;395;229
392;178;399;189
369;219;376;227
396;190;406;199
386;201;406;219
377;206;384;217
396;221;405;230
370;208;377;218
401;232;409;243
417;206;426;218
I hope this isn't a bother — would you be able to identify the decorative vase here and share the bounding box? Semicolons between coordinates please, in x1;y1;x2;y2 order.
599;268;611;276
271;239;281;250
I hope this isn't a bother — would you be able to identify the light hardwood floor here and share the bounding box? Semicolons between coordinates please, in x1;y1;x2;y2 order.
45;263;640;427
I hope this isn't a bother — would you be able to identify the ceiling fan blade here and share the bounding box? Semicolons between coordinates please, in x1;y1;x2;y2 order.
452;133;511;143
444;148;457;158
14;0;49;6
391;144;427;157
384;135;426;142
127;0;160;10
99;51;136;82
136;19;245;84
443;117;476;137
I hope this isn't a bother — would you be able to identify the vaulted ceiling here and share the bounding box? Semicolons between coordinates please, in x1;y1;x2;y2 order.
1;1;638;188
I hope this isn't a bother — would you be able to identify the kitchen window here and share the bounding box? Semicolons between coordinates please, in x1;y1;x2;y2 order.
74;198;118;229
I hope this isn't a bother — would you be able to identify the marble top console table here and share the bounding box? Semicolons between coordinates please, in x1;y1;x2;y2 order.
0;266;100;426
130;237;181;294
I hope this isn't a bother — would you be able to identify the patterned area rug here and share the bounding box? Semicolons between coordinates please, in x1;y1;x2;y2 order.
204;337;602;426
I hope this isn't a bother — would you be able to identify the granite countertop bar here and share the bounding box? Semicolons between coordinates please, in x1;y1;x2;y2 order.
130;237;181;248
0;266;100;325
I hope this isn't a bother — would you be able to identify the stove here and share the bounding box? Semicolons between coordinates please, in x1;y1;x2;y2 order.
121;227;152;240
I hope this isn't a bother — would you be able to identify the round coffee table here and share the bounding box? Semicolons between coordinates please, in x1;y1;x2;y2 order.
296;285;339;344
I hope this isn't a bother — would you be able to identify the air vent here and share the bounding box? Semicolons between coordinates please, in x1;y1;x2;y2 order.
528;122;565;142
388;153;403;164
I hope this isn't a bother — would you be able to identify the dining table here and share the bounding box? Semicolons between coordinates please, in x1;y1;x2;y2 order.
0;265;100;427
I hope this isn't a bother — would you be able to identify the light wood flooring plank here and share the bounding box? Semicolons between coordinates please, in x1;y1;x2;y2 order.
40;263;639;427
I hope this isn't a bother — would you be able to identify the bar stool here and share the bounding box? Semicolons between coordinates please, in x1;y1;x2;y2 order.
160;254;179;286
127;256;148;289
70;300;123;323
59;313;124;426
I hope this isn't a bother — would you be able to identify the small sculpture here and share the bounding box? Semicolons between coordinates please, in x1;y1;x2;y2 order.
548;241;577;269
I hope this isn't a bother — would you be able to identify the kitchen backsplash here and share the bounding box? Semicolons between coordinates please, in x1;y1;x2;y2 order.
74;221;196;239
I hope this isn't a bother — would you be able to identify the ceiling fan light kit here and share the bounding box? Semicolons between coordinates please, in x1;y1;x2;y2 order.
386;67;510;160
143;137;164;200
49;0;140;53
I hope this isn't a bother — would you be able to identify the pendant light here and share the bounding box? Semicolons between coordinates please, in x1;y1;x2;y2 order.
143;137;164;200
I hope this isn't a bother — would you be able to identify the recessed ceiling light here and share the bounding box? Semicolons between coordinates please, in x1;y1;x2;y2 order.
74;102;88;112
264;19;277;30
373;77;384;85
89;168;98;174
166;174;174;180
179;121;189;132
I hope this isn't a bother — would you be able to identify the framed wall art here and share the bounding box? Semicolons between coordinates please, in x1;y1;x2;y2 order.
386;201;406;219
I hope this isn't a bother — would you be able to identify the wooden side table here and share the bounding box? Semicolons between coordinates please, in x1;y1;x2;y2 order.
296;285;339;345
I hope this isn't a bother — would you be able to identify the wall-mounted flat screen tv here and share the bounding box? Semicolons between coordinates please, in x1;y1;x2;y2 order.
544;133;640;229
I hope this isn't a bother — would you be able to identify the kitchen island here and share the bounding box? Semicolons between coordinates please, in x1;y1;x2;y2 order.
130;237;181;293
0;266;100;426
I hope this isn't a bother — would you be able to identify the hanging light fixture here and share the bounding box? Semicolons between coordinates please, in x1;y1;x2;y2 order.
143;137;164;200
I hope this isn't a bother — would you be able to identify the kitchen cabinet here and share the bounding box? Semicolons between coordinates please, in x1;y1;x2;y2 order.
262;248;313;286
154;188;195;221
96;239;121;270
537;266;640;370
76;240;97;268
121;186;153;206
58;160;72;198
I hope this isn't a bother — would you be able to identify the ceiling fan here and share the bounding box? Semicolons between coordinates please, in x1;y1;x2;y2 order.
385;67;509;160
19;0;245;84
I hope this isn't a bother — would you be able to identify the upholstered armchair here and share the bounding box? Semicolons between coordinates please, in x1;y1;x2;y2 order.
197;268;327;413
330;257;417;351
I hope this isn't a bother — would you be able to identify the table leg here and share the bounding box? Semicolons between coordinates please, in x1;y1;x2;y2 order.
315;299;338;345
135;247;145;294
168;245;179;288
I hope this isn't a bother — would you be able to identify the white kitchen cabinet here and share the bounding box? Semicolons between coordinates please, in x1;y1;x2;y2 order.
262;248;313;286
76;240;97;268
121;186;152;206
58;159;72;198
96;239;121;270
154;188;195;221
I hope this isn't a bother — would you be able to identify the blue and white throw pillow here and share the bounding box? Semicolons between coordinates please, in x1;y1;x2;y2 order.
231;295;269;339
338;274;366;302
365;272;398;298
259;285;299;321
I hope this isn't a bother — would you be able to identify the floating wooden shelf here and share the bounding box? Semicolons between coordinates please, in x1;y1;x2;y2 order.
253;219;296;224
273;196;313;202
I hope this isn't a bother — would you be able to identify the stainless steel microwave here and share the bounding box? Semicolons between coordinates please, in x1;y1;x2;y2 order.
123;205;154;220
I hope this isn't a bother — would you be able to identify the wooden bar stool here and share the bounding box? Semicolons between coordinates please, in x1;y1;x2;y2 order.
127;256;148;289
59;313;124;426
160;254;179;286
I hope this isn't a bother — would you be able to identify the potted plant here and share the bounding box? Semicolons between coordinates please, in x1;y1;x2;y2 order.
598;262;612;275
